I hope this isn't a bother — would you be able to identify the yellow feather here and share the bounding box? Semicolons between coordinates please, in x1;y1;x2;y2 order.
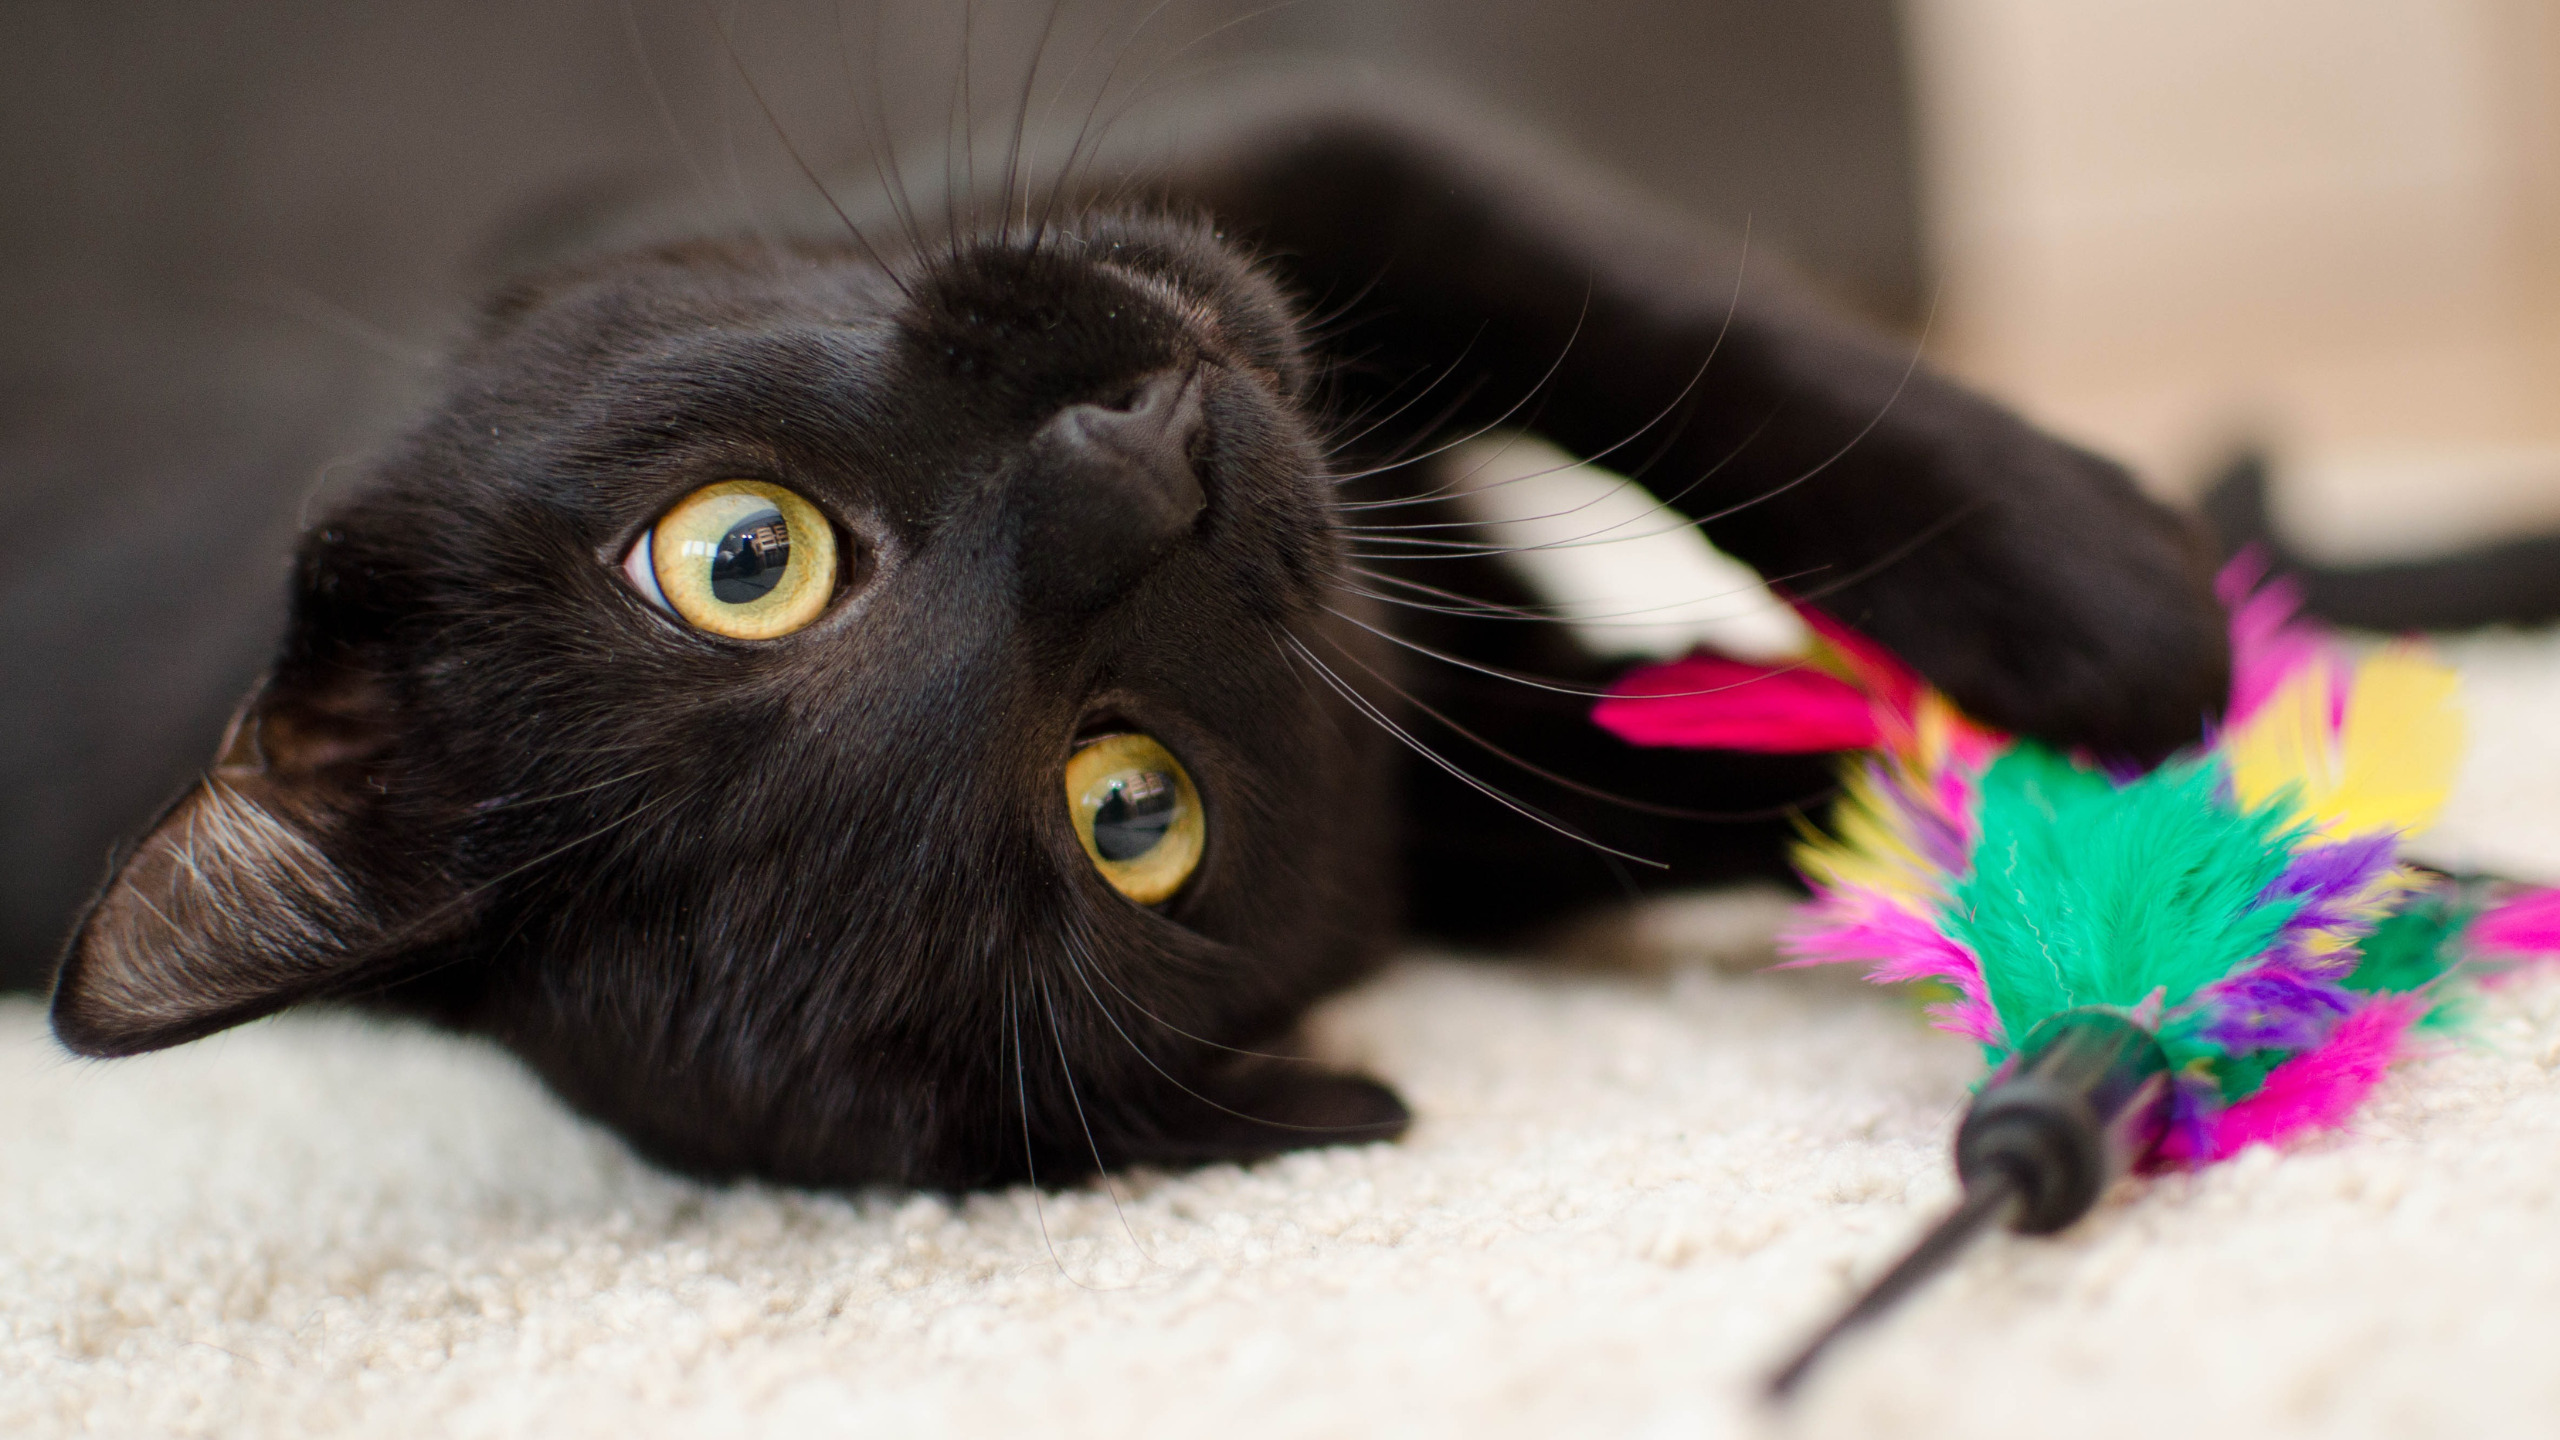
1797;766;1934;901
2226;645;2462;840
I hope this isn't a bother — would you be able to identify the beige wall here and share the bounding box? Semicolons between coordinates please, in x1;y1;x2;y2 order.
1905;0;2560;558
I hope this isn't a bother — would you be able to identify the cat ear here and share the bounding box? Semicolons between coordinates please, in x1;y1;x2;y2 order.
51;662;460;1056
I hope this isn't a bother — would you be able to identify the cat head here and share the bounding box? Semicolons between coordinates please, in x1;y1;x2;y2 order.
51;212;1410;1187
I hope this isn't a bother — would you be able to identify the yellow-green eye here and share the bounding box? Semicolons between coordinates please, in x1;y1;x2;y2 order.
625;480;837;639
1065;733;1204;905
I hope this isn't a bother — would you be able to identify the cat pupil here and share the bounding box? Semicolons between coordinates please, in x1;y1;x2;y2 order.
709;508;790;603
1092;771;1179;861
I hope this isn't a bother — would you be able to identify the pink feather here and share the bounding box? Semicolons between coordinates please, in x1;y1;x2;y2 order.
1591;654;1881;752
1592;606;1940;754
2216;549;2346;730
2154;996;2421;1166
2468;887;2560;960
1780;894;2003;1046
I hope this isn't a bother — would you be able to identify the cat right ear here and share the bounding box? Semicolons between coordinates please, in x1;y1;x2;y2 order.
50;664;462;1057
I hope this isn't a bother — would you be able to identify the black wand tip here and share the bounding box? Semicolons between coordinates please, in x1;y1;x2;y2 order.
1760;1009;2172;1404
1762;1174;2019;1403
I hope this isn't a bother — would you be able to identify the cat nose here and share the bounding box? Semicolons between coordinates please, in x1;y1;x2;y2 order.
1014;367;1208;613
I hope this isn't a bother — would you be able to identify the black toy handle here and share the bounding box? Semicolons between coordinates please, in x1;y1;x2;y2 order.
1765;1008;2171;1400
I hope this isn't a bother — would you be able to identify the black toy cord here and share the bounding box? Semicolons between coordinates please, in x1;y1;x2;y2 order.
1762;1008;2172;1404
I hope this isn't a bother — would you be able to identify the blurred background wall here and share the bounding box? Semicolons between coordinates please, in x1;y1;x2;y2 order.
1907;0;2560;555
0;0;1922;363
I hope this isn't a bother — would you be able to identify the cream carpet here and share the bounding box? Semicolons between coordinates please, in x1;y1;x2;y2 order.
7;626;2560;1439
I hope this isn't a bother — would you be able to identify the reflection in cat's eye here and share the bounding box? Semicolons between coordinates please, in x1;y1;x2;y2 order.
623;480;837;639
1065;733;1205;905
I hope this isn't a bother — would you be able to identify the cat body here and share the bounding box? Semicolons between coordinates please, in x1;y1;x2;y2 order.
43;88;2229;1189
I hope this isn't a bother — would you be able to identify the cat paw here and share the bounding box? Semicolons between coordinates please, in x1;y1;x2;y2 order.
1847;448;2231;766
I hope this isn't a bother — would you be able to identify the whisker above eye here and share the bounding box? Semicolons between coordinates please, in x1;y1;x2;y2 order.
692;0;911;297
831;1;927;258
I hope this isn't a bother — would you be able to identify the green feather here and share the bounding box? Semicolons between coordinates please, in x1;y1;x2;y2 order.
2345;885;2473;996
1945;745;2309;1047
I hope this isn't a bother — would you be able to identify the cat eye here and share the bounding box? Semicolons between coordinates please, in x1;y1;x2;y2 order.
1064;733;1205;905
622;480;838;639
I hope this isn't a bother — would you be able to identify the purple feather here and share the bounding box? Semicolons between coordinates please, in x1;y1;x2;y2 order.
2193;965;2360;1052
2255;833;2401;970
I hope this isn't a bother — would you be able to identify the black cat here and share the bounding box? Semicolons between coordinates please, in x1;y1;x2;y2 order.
45;91;2228;1190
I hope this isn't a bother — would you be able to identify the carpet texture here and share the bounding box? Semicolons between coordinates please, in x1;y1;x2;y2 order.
7;626;2560;1439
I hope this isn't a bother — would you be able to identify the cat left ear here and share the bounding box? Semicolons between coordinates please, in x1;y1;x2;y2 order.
51;663;462;1057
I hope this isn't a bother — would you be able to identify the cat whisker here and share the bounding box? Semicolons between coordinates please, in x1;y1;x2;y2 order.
1321;288;1592;488
693;0;912;297
1331;402;1786;578
1283;260;1399;355
1319;603;1797;700
832;0;928;258
1080;0;1335;170
1318;367;1503;487
250;280;440;371
1336;495;1806;561
1065;923;1316;1067
1316;324;1494;462
1308;622;1827;823
464;785;689;909
1033;0;1191;244
325;777;705;1008
1337;557;1827;627
1332;220;1752;514
1767;497;1988;609
1062;927;1381;1134
1004;975;1090;1289
622;0;765;252
465;762;670;815
1332;426;1738;535
997;0;1070;245
1665;286;1944;533
1274;627;1664;867
1324;275;1935;593
1037;966;1153;1267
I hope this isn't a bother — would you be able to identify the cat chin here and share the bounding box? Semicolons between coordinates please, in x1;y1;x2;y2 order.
576;1053;1413;1191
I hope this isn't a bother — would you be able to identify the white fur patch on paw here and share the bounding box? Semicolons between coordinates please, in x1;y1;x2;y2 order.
1437;433;1807;662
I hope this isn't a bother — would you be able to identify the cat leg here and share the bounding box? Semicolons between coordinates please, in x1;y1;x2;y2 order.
1138;86;2228;764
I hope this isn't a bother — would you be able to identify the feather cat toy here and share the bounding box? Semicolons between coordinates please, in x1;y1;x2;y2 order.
1592;556;2560;1397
